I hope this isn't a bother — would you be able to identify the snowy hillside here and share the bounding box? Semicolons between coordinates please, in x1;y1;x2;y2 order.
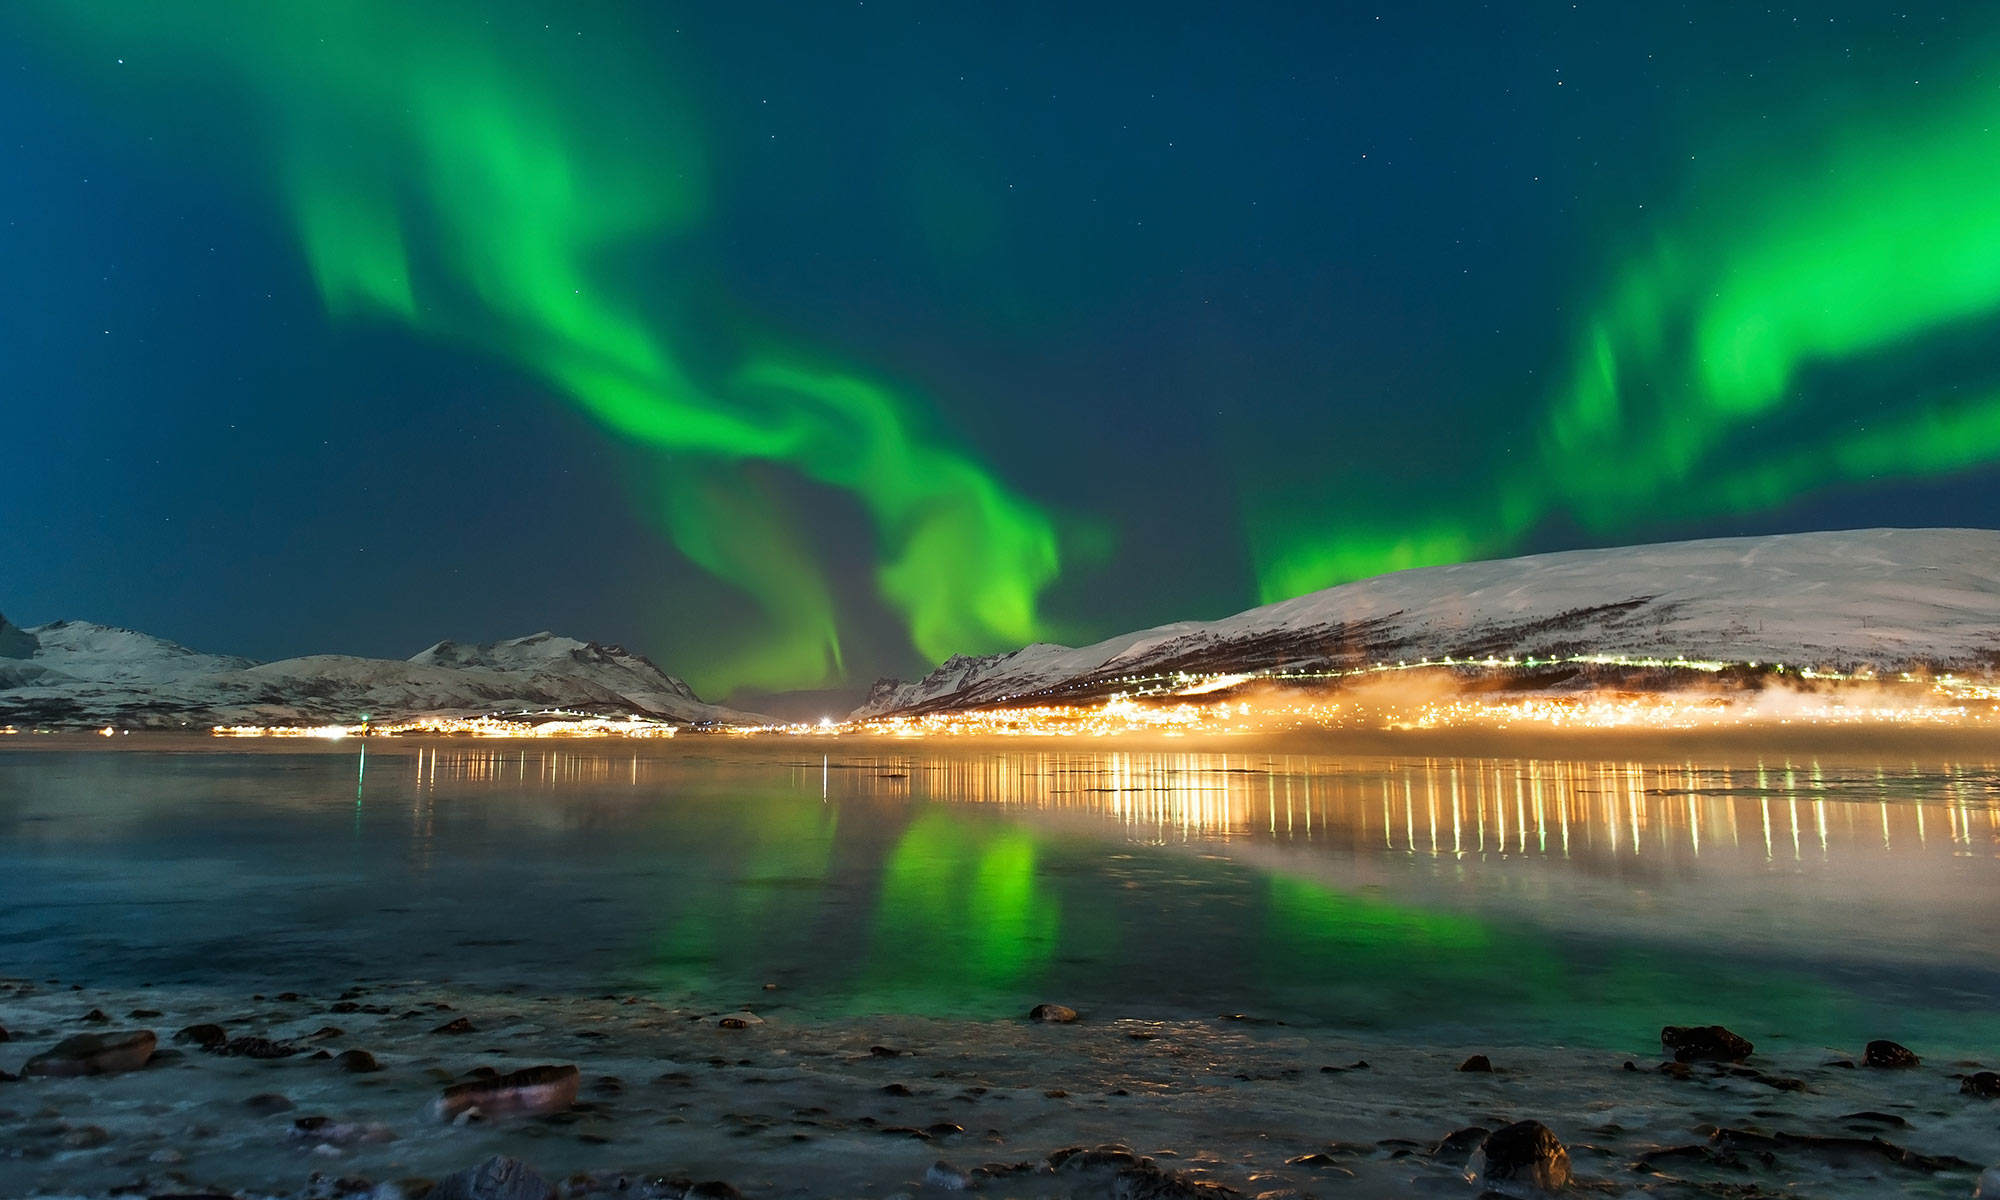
0;616;757;729
410;632;703;715
859;528;2000;716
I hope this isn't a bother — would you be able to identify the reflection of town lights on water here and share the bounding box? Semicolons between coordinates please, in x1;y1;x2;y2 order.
821;751;2000;864
212;713;677;739
392;744;2000;866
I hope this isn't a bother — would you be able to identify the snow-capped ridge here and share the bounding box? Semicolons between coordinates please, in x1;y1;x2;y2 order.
24;620;258;685
0;620;746;728
411;631;701;705
856;528;2000;717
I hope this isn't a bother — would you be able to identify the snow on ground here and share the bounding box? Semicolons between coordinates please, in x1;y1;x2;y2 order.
862;528;2000;715
0;617;753;729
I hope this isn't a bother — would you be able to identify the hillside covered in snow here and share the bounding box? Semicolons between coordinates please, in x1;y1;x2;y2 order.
860;528;2000;716
0;621;757;729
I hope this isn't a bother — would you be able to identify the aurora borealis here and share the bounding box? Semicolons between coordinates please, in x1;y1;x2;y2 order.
7;3;2000;702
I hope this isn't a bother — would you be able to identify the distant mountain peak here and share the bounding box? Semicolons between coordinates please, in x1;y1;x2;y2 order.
0;618;739;727
409;630;702;706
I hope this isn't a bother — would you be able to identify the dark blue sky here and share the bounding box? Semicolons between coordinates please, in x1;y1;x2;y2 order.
6;2;2000;703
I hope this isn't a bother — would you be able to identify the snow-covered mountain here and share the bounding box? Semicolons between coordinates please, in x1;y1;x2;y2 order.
859;528;2000;716
0;617;757;728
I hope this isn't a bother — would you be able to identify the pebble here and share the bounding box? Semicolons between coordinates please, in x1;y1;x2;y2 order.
718;1013;763;1029
436;1064;581;1120
1478;1120;1571;1195
292;1115;400;1146
1660;1024;1754;1063
217;1035;301;1058
337;1048;383;1073
431;1017;478;1035
1963;1071;2000;1097
923;1160;970;1190
429;1155;557;1200
172;1023;228;1049
1429;1126;1490;1164
1863;1039;1921;1069
1457;1054;1493;1072
1029;1003;1077;1023
1977;1165;2000;1199
59;1123;112;1148
23;1029;157;1076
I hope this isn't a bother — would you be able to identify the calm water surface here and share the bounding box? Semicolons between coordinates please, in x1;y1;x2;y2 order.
1;739;1996;1048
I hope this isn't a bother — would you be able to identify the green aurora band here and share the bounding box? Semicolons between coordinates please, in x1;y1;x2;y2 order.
22;0;1058;693
1255;74;2000;601
30;2;2000;652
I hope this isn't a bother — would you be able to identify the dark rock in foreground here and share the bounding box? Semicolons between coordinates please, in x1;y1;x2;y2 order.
22;1029;156;1076
1428;1125;1490;1165
1863;1039;1920;1068
1963;1071;2000;1098
1051;1143;1244;1198
1661;1024;1753;1063
924;1161;971;1190
1458;1054;1493;1072
430;1155;557;1200
1478;1120;1571;1195
1029;1003;1078;1023
436;1064;580;1120
171;1023;227;1049
215;1035;298;1059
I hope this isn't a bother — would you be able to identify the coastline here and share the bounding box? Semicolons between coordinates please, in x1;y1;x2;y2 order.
7;722;2000;764
2;976;1994;1199
3;734;1996;1197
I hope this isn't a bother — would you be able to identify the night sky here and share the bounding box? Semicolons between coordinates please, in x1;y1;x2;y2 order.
8;2;2000;706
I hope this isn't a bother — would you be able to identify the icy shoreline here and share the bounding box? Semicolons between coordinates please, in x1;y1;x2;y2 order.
1;977;1994;1199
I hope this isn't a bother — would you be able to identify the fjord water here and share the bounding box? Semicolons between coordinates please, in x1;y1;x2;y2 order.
1;740;1995;1052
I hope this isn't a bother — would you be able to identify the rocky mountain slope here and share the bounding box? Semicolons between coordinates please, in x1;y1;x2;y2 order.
860;528;2000;716
0;620;755;728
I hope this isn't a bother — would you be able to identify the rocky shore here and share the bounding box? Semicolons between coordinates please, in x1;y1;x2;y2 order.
1;977;1994;1199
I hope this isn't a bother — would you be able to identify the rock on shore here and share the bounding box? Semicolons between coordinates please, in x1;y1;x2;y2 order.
22;1029;156;1076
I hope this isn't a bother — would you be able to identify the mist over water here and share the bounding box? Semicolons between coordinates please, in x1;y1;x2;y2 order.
2;740;1994;1052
